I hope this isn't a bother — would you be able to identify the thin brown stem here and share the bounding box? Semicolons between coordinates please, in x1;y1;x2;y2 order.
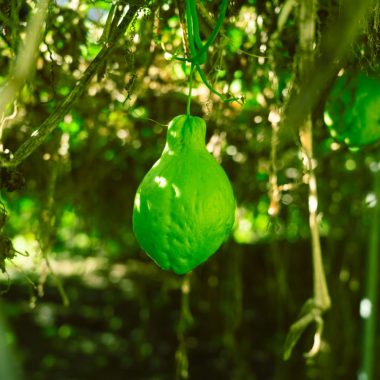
283;0;332;361
299;0;331;311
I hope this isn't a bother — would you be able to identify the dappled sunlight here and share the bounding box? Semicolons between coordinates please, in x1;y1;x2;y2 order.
6;235;110;289
4;248;133;291
233;205;270;244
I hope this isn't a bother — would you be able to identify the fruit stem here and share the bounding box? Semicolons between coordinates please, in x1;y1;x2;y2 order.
186;64;195;116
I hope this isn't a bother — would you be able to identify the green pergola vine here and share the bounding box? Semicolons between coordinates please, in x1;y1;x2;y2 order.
175;0;242;115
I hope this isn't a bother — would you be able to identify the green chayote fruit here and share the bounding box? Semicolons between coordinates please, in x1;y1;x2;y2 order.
133;115;236;274
324;72;380;147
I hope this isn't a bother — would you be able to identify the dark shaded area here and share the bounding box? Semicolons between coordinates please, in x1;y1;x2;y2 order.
2;238;364;380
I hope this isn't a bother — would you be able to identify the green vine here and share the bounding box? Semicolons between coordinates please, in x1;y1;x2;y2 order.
176;0;243;115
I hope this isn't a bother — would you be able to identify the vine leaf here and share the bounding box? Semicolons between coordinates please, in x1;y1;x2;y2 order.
283;299;324;361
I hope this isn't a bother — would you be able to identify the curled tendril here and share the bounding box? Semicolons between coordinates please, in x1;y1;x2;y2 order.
303;315;324;359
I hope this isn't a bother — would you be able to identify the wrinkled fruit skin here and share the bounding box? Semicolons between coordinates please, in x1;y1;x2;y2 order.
133;115;235;274
324;72;380;147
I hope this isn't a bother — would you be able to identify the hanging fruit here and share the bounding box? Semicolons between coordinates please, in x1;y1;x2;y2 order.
133;115;236;274
324;72;380;147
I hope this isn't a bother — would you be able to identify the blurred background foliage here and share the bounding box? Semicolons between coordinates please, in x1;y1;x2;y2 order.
0;0;379;379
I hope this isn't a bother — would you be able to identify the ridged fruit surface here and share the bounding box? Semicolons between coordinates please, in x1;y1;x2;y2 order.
324;72;380;147
133;115;235;274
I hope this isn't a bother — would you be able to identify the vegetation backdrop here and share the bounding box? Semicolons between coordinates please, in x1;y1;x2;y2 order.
0;0;379;379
